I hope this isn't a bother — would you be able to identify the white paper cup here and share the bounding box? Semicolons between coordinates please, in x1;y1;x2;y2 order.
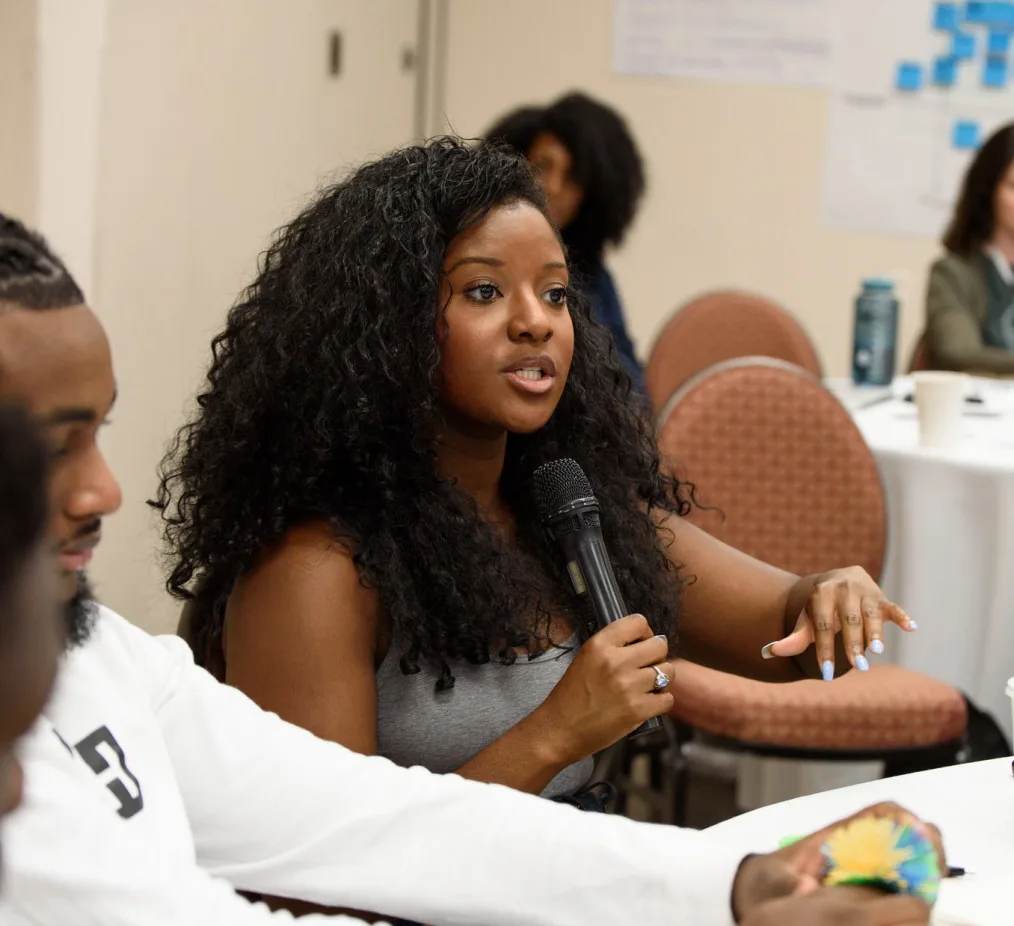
913;372;969;448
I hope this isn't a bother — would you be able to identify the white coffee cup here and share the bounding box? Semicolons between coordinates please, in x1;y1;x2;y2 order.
912;372;969;448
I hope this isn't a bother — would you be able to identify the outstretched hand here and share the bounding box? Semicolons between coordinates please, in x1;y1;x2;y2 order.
763;567;917;680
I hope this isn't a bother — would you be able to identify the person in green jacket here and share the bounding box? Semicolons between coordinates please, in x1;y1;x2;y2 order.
927;122;1014;375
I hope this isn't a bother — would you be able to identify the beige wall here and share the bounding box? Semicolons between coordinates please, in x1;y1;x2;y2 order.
36;0;107;299
90;0;418;633
440;0;939;377
2;0;417;634
0;0;37;224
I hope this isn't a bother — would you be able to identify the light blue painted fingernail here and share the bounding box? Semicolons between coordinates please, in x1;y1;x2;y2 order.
822;660;834;682
870;639;884;655
908;620;919;631
856;654;870;672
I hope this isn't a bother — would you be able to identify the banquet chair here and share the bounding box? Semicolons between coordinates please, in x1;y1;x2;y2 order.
609;358;967;825
644;290;822;414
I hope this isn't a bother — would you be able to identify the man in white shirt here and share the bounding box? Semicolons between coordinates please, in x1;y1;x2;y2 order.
0;212;936;925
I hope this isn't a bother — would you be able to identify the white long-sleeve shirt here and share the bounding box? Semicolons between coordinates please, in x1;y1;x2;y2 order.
0;607;744;925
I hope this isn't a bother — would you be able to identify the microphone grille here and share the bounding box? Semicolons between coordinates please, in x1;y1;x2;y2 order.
532;458;596;522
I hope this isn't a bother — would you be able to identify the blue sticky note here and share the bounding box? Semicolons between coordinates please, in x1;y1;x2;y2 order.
953;120;982;149
935;2;961;29
967;1;1014;26
952;31;976;57
896;62;924;91
989;30;1011;53
984;56;1008;85
965;1;989;23
987;2;1014;26
934;56;958;85
998;2;1014;27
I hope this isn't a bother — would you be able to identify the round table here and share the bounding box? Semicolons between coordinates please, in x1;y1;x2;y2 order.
709;757;1012;925
832;376;1014;743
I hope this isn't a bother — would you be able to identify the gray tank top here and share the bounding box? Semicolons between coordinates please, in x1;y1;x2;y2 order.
376;636;594;798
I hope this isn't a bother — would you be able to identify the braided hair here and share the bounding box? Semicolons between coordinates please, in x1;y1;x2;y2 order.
0;214;84;310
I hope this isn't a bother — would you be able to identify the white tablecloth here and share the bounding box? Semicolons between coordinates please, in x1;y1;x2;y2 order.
834;377;1014;743
710;757;1013;925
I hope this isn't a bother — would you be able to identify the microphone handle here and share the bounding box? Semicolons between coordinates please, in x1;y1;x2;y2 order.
557;524;663;738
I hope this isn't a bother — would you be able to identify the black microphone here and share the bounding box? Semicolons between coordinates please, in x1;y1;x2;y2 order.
532;457;663;738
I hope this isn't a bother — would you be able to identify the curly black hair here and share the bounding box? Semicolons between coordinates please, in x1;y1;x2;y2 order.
485;92;646;269
153;137;688;688
943;122;1014;257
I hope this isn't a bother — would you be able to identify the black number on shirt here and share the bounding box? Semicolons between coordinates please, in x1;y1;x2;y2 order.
74;725;144;819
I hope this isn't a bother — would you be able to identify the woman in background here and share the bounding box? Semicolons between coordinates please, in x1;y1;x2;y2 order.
485;93;647;392
926;121;1014;374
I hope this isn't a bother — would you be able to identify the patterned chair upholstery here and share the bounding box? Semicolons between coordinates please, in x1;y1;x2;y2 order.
658;357;885;578
668;659;965;753
646;290;822;414
611;358;966;823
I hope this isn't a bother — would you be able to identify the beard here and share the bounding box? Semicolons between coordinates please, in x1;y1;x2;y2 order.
65;571;98;648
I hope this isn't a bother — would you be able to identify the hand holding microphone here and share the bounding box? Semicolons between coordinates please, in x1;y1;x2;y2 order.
532;458;671;744
536;615;674;765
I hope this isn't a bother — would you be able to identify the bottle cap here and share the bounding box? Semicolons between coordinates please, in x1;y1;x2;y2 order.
862;277;895;290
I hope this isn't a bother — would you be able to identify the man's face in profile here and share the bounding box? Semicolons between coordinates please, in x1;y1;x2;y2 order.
0;303;121;646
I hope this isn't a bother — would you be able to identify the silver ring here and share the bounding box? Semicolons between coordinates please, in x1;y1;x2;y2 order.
652;665;670;690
